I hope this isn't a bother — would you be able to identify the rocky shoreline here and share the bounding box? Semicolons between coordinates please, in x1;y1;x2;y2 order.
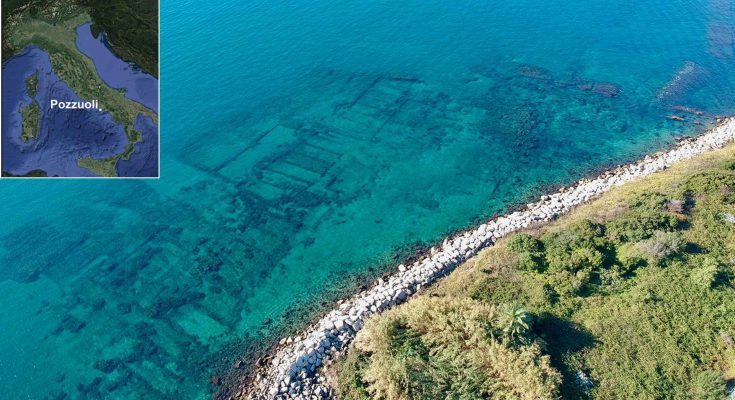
239;118;735;400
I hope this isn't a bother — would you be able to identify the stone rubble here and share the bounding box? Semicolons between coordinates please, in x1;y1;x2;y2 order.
243;118;735;400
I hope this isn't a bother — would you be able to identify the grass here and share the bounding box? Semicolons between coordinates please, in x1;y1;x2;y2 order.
333;143;735;399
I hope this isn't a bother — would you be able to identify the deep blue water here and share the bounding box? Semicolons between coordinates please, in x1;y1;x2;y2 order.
1;0;735;398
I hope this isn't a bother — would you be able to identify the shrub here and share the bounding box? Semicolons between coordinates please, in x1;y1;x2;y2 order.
606;194;680;243
540;222;609;293
338;297;561;400
541;283;559;305
544;270;577;297
665;199;686;214
633;231;683;265
507;233;544;272
524;220;614;297
515;252;543;272
615;244;648;276
508;233;542;254
336;353;372;400
541;220;609;273
721;159;735;171
690;371;726;400
499;303;533;345
690;257;724;289
681;171;735;197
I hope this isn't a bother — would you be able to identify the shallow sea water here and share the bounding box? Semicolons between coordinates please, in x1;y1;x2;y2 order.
1;0;735;398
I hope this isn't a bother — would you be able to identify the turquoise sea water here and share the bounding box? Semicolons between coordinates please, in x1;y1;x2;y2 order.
2;0;735;398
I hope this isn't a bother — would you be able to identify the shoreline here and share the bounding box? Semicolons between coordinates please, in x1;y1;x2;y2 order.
237;117;735;400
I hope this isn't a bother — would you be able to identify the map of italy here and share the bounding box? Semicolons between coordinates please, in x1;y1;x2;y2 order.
2;1;158;178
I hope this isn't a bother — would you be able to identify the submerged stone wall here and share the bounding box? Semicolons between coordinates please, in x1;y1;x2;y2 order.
243;118;735;400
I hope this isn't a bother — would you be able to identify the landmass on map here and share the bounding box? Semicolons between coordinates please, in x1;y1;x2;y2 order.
1;0;159;178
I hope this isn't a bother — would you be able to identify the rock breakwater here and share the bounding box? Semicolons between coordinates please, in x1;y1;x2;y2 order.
241;118;735;400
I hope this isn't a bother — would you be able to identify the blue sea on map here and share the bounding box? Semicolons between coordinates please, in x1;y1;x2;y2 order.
1;0;734;399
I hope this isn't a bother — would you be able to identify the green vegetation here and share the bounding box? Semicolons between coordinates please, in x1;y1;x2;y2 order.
336;297;561;400
691;370;728;400
77;155;118;177
3;0;84;61
334;145;735;399
20;99;41;142
120;126;142;160
81;0;158;76
20;71;41;142
26;71;39;97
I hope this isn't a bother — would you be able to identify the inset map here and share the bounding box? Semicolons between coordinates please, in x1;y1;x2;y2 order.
2;0;158;178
